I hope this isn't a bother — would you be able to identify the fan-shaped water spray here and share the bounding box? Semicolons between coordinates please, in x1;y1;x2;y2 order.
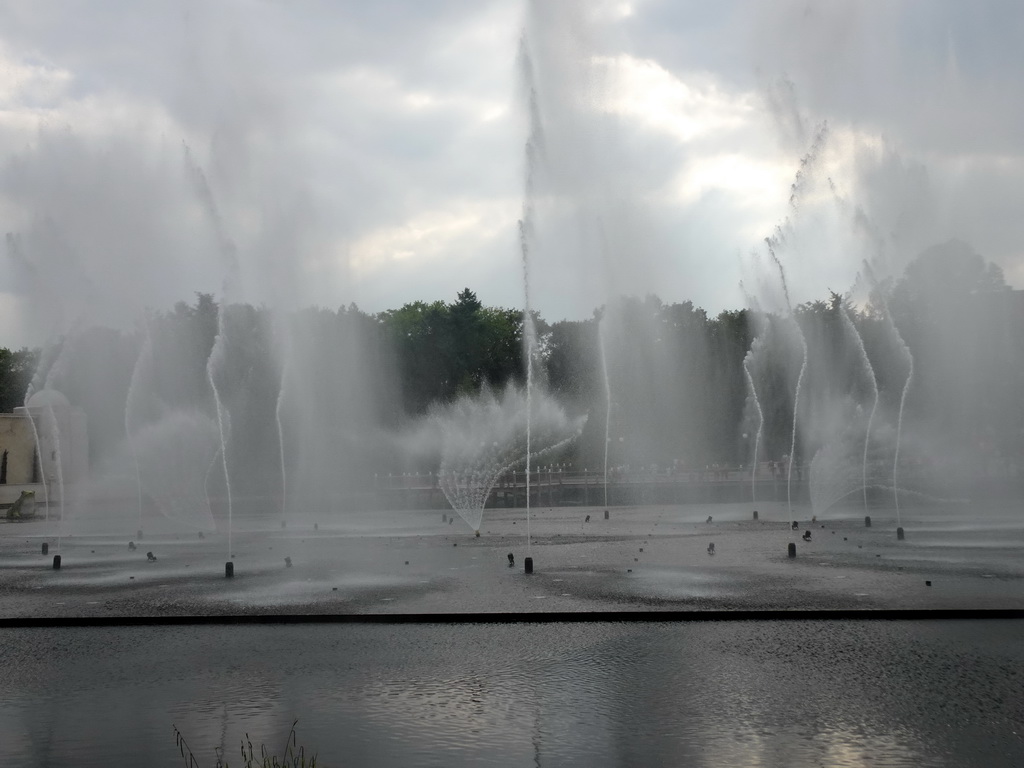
431;385;585;532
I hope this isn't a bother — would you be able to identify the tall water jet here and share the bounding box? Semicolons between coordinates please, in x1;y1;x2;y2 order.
9;236;49;520
275;324;291;522
598;315;611;508
517;30;545;555
767;243;806;517
204;445;223;524
519;221;535;551
742;347;764;504
41;396;66;551
864;263;914;526
838;298;879;513
37;343;72;545
23;342;61;521
207;331;232;555
45;408;65;546
23;395;49;521
787;322;808;517
275;379;287;521
893;342;914;527
184;145;240;559
125;325;154;536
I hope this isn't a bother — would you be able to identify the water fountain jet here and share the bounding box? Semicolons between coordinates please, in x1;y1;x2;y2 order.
838;297;880;514
431;385;584;533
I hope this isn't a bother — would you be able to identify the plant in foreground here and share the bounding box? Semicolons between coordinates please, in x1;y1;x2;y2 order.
174;719;318;767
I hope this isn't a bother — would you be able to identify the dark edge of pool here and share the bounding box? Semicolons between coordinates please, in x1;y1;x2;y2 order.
1;609;1023;627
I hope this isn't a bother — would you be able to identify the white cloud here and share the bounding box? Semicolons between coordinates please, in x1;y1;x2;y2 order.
1;0;1023;348
350;199;516;275
0;43;72;107
598;55;752;143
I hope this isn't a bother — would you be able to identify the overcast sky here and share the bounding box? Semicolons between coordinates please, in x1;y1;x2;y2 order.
1;0;1022;346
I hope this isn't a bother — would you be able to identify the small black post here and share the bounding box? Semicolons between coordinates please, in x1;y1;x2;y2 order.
137;529;143;540
41;542;48;555
285;556;292;568
52;554;61;570
896;527;905;541
604;509;609;520
524;556;534;574
864;516;872;527
787;542;796;558
752;510;758;520
225;561;234;578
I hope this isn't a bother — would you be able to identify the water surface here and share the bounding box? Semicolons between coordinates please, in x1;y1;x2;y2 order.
1;619;1021;767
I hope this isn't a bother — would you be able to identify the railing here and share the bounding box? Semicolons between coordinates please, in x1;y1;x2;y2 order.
372;465;806;490
370;466;817;510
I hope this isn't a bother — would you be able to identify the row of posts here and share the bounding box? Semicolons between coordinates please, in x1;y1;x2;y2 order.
786;514;904;558
35;509;904;573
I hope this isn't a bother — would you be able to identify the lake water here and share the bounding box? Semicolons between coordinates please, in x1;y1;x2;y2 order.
1;619;1021;767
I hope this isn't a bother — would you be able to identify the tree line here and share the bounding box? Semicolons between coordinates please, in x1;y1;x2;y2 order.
3;240;1021;487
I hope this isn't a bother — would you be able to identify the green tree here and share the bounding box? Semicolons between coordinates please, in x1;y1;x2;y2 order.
380;299;454;414
886;239;1016;453
380;289;526;415
0;347;39;412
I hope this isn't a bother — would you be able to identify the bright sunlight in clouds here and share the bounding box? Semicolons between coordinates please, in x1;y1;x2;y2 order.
1;1;1023;345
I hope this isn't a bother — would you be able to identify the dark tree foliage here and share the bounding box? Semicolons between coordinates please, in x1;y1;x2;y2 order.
883;239;1019;455
379;288;525;415
0;347;38;412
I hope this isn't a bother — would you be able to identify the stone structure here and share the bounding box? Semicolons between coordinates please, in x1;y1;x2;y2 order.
0;389;87;507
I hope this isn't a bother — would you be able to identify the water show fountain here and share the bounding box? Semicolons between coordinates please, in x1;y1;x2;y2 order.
3;5;1024;767
0;0;1020;617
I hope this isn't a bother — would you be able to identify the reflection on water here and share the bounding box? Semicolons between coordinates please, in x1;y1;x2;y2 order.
0;620;1022;767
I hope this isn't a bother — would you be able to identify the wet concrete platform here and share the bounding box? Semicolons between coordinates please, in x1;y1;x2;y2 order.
2;501;1022;619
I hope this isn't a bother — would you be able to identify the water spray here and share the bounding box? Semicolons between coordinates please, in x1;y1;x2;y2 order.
275;322;291;523
598;317;611;509
185;144;241;572
125;325;154;540
767;244;806;518
787;319;808;518
863;263;914;532
517;29;545;570
742;349;764;505
838;299;879;514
